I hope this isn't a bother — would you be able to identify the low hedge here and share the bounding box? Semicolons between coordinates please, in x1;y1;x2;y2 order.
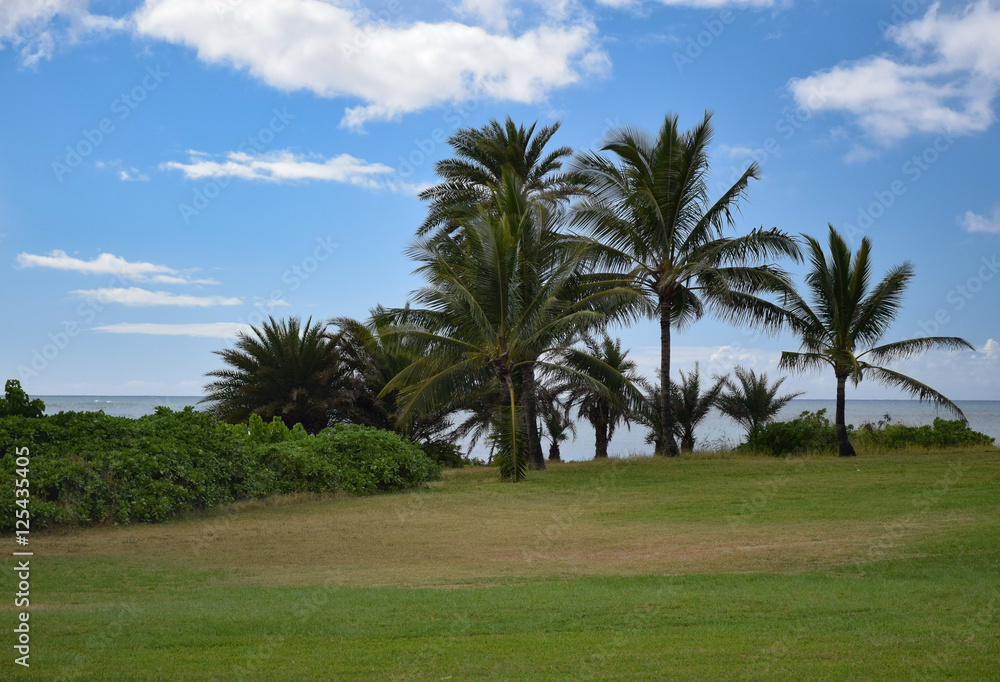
0;408;439;530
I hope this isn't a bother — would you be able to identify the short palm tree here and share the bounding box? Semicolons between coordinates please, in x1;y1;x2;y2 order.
670;363;725;452
779;225;974;456
383;174;640;481
540;399;576;462
573;111;801;455
716;366;803;441
203;316;344;434
564;335;647;459
417;116;582;239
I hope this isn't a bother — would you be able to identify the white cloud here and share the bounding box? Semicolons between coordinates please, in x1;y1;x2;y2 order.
789;1;1000;144
133;0;606;129
596;0;781;7
979;338;1000;358
16;250;217;284
93;322;253;338
960;205;1000;234
0;0;124;66
161;150;399;189
71;287;242;307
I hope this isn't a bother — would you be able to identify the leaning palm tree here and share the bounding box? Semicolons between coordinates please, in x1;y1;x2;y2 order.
779;225;974;456
417;116;582;239
670;363;726;452
383;174;642;481
573;111;801;455
716;366;803;442
564;335;647;459
203;316;344;434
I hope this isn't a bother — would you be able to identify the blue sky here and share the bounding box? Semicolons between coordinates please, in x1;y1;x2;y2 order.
2;0;998;400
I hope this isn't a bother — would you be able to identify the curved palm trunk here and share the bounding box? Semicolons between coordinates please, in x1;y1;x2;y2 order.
594;417;609;459
835;372;857;457
659;301;680;456
520;365;547;470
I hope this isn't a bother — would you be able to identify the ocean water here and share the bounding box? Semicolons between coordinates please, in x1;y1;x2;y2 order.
38;396;999;462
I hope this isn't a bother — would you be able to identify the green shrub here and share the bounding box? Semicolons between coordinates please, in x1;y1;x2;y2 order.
1;410;439;531
262;424;441;495
739;409;841;456
854;417;994;449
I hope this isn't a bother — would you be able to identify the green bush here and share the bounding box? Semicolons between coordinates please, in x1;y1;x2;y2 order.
1;409;439;531
262;424;441;495
739;409;841;456
854;417;994;449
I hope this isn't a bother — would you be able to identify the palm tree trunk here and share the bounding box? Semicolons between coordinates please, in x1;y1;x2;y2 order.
520;364;547;470
549;440;561;462
835;372;856;457
595;418;609;459
681;429;695;453
659;300;680;456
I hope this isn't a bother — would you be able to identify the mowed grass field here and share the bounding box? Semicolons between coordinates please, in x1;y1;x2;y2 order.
7;449;1000;680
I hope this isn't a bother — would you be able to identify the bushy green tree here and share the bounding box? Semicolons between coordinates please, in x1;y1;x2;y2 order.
0;380;45;419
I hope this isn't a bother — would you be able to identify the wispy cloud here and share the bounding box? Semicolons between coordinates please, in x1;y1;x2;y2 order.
93;322;253;338
71;287;242;307
16;250;217;284
789;1;1000;144
960;205;1000;234
161;150;401;189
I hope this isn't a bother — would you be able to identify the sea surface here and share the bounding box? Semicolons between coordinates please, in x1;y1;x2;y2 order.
38;396;1000;462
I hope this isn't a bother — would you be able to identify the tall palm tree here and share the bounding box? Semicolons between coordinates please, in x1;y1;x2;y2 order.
383;173;641;480
203;316;344;434
417;116;582;239
716;366;803;441
779;225;974;456
670;363;725;452
565;335;647;459
573;111;801;455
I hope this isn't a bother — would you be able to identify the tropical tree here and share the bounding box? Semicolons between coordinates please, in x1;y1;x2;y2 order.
564;335;647;459
716;366;803;441
203;316;345;434
333;307;454;443
573;111;801;455
383;173;642;480
0;379;45;418
540;397;576;462
779;225;974;456
417;116;582;239
669;363;725;452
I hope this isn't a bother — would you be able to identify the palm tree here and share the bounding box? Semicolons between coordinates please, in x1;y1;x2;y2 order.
573;111;801;455
716;366;803;441
417;116;582;239
333;306;453;442
779;225;974;456
203;316;345;434
565;335;647;459
670;363;725;452
540;399;576;462
383;173;641;480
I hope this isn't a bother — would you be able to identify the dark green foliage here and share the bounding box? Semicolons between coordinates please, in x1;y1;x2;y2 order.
0;380;46;418
419;440;469;468
855;417;994;449
741;409;995;455
1;410;439;531
261;424;440;495
740;409;840;456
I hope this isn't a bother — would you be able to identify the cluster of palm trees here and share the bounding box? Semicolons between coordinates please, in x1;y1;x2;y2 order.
204;112;973;478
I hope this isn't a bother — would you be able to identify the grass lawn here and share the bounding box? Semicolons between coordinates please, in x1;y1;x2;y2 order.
7;449;1000;679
